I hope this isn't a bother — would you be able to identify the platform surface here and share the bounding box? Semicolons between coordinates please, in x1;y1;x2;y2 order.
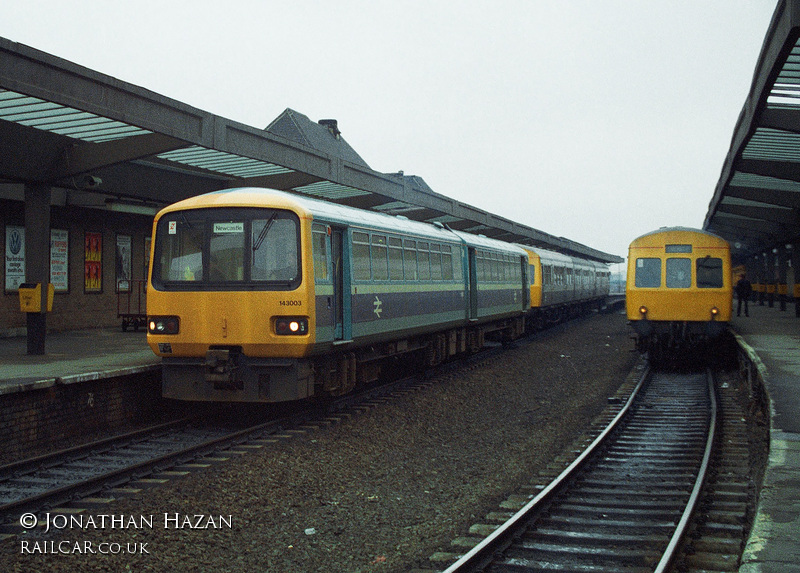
731;302;800;572
0;327;158;394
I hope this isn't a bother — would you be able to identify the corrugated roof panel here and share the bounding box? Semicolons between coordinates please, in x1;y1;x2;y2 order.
730;171;800;193
157;146;293;178
293;181;371;200
742;127;800;160
0;88;152;141
371;201;427;214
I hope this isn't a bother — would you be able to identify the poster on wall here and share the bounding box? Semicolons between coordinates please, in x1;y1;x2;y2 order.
50;229;69;292
116;234;132;292
5;225;25;292
84;231;102;293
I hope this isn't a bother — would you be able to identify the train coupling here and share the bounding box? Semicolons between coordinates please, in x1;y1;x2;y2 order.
205;348;241;389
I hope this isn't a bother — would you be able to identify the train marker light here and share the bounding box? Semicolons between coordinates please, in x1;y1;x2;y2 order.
274;317;309;335
639;306;648;316
711;307;719;318
148;316;180;335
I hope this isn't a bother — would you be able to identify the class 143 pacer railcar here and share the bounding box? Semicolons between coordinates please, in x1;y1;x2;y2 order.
146;188;531;403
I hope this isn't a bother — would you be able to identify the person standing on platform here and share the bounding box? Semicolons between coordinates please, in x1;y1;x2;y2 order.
736;273;752;317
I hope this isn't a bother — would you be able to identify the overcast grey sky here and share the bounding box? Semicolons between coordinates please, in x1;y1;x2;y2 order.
4;1;778;266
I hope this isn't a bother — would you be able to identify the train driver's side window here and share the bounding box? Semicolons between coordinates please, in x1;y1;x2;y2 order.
635;258;661;288
696;257;723;288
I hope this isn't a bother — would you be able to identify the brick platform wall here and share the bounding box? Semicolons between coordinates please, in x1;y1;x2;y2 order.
0;371;173;464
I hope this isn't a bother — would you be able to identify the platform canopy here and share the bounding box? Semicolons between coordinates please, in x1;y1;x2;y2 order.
705;0;800;262
0;36;620;264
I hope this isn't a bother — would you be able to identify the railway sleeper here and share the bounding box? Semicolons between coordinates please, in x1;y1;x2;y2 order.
501;542;662;568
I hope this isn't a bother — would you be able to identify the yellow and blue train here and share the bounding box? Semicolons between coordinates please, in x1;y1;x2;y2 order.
147;188;609;402
626;227;732;361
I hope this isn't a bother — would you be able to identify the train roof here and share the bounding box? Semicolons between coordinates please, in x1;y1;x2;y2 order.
516;244;607;267
157;187;527;255
629;226;728;244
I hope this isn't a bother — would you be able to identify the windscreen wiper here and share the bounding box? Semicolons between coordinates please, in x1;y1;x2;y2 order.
252;213;277;252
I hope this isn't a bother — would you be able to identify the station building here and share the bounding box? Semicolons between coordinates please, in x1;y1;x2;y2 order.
1;184;154;335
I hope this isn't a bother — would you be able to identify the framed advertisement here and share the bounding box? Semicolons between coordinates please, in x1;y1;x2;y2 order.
50;229;69;293
5;225;25;292
116;234;132;293
84;231;102;293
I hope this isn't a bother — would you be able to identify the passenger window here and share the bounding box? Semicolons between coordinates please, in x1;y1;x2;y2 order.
635;258;661;288
696;257;723;288
430;245;442;280
441;245;453;280
371;235;388;281
403;240;417;280
666;258;691;288
451;245;463;281
389;237;403;280
352;232;371;281
311;224;329;281
477;251;487;282
418;242;430;280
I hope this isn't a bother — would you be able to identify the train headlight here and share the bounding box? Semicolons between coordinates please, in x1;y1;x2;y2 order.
148;316;180;335
710;307;720;319
274;317;309;336
638;306;648;316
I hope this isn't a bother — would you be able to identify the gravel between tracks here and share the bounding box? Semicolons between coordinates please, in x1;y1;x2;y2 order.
4;311;639;573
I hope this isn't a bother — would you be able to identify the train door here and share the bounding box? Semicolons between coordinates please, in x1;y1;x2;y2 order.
520;256;530;309
468;247;478;320
331;228;351;341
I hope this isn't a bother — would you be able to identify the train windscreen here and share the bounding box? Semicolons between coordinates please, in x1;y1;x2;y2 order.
151;207;301;291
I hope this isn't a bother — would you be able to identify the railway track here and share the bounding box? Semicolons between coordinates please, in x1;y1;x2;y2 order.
437;367;718;573
0;349;474;538
0;417;290;531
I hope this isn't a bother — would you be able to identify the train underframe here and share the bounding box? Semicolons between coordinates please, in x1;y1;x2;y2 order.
525;297;605;332
161;317;525;403
630;319;728;366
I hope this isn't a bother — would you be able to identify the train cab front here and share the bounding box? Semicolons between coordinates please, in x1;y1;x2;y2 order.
146;198;317;403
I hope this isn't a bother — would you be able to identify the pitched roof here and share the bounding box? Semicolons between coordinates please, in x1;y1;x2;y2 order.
265;108;371;169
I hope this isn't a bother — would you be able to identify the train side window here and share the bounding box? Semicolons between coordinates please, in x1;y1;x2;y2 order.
311;224;329;282
403;240;418;280
371;235;388;281
441;245;454;280
418;242;431;280
529;264;536;285
696;256;723;288
430;244;443;280
666;258;691;288
635;258;661;288
388;237;403;280
352;232;371;281
452;245;463;281
477;251;487;282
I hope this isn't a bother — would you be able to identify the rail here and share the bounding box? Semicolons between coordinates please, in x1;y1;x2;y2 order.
443;367;717;572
